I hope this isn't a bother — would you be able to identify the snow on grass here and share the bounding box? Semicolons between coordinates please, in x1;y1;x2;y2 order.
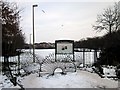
103;66;116;77
0;74;20;89
21;70;118;88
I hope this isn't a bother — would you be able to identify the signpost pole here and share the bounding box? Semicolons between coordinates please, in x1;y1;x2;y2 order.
32;5;38;62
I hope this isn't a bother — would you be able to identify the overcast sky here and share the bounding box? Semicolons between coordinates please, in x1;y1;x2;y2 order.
9;0;120;43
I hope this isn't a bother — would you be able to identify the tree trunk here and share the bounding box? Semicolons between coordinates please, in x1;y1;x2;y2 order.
109;24;112;35
3;56;9;72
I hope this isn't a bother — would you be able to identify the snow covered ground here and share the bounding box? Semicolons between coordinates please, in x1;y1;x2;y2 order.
0;49;118;89
0;70;118;89
21;70;118;88
0;74;19;89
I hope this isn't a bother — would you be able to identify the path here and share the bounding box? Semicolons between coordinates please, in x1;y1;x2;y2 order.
21;70;118;88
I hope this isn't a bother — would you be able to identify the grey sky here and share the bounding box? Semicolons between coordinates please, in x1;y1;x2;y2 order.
9;0;120;43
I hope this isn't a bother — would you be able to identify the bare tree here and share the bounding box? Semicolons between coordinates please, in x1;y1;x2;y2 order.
2;1;25;79
118;1;120;30
93;2;120;34
2;1;25;57
114;3;120;31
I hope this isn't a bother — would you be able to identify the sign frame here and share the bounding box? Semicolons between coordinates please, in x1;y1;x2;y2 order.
55;40;74;61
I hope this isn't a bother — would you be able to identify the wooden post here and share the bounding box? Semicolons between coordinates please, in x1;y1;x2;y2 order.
73;54;75;62
94;49;97;63
83;49;85;67
18;54;20;75
55;53;57;62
